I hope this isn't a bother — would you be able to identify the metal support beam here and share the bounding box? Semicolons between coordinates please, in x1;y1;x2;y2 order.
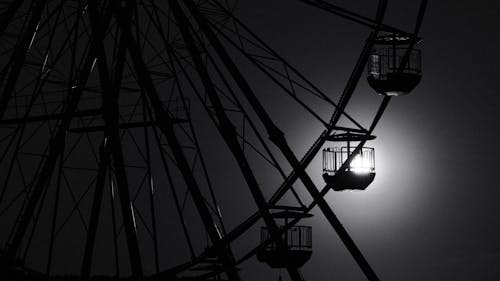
6;52;97;260
86;0;143;276
183;1;386;279
298;0;419;40
169;1;304;280
81;142;109;277
0;109;103;125
142;99;160;274
113;3;241;279
0;0;48;119
45;139;65;275
67;120;187;133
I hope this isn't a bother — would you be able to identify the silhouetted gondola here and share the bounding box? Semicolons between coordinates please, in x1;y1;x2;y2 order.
368;34;422;96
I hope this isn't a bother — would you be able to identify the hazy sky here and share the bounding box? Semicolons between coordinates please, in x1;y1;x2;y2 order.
2;1;500;280
232;1;500;280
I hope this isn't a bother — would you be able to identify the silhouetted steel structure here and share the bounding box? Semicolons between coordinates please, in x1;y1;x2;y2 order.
0;0;426;280
368;34;422;95
257;206;313;269
323;146;376;191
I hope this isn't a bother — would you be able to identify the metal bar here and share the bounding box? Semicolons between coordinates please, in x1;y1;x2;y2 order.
207;27;329;128
336;0;428;178
45;137;65;275
0;126;28;207
109;175;120;277
150;115;197;259
86;0;143;276
332;126;369;134
135;44;197;260
0;109;103;124
21;159;52;261
142;93;160;273
396;0;428;74
178;48;307;209
116;3;241;278
67;119;188;133
0;0;48;120
125;8;197;253
298;0;419;40
81;142;109;277
0;0;86;184
267;0;387;206
132;48;197;261
170;71;229;235
170;2;304;280
185;1;386;280
5;36;103;261
338;0;428;184
148;0;301;220
206;2;366;131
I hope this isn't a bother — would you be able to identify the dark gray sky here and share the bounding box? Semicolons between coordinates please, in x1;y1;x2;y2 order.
2;1;500;280
232;1;500;280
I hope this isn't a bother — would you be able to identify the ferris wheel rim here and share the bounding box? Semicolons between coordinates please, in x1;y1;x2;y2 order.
0;0;428;279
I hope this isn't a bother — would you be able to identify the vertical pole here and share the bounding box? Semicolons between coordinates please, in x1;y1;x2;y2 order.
86;0;143;276
4;0;116;258
81;141;109;277
45;138;65;274
347;137;351;171
109;175;120;277
142;95;160;273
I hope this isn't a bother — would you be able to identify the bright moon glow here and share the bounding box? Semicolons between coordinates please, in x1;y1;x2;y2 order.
349;155;372;173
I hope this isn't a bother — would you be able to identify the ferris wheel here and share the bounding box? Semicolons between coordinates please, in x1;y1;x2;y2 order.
0;0;427;280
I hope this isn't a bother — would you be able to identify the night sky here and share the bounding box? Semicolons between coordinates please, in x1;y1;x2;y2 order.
1;1;500;280
233;0;500;280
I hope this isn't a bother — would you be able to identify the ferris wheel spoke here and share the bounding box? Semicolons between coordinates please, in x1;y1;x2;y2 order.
188;0;328;210
169;28;308;211
133;15;203;261
149;117;197;259
45;138;64;275
113;2;242;279
208;0;368;132
80;141;109;277
329;0;427;191
170;3;306;280
207;22;331;126
171;82;229;234
86;0;144;276
140;108;161;274
3;0;114;265
187;1;390;280
0;0;50;120
0;3;93;190
0;0;427;279
297;0;418;40
267;4;388;207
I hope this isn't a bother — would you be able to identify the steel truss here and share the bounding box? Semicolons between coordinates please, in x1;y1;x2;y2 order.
0;0;427;280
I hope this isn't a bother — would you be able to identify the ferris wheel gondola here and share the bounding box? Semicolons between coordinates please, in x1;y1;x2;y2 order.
0;0;427;280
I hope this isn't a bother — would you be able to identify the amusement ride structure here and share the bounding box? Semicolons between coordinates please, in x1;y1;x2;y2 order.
0;0;427;280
